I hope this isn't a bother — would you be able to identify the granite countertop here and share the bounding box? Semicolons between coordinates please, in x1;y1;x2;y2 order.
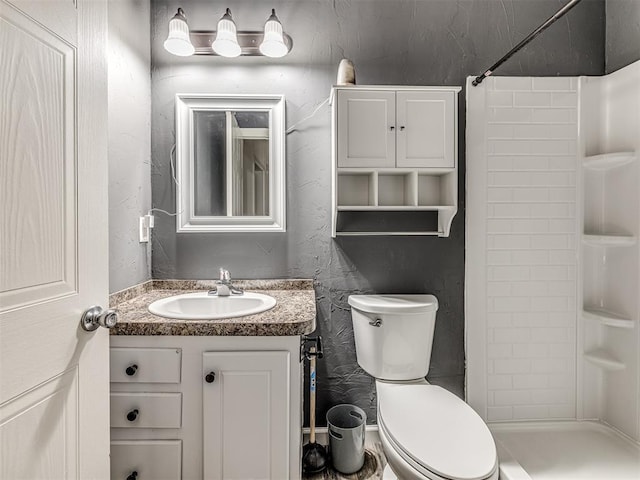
109;279;316;336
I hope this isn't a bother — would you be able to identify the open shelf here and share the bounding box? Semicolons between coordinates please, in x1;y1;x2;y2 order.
583;151;635;171
583;234;636;248
584;349;626;371
582;307;635;329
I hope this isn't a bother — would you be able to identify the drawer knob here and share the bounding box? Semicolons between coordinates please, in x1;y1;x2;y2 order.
125;364;138;376
205;371;216;383
126;472;138;480
126;409;139;422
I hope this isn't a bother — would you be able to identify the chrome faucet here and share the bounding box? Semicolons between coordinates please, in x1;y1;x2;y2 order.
208;268;244;297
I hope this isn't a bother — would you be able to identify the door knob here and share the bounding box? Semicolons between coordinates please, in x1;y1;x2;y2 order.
126;472;138;480
205;372;216;383
80;306;118;331
125;364;138;376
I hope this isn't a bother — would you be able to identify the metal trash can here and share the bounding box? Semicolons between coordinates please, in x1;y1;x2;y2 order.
326;404;367;474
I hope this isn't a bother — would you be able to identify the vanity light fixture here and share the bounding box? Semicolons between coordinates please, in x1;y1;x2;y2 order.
163;8;195;56
163;7;293;58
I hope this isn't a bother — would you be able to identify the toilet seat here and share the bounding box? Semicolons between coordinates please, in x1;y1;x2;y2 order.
377;381;498;480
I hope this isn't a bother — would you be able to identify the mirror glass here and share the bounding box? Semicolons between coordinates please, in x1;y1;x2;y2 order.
176;95;285;232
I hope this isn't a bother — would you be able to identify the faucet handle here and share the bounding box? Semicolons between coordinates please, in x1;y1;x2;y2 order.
219;268;230;282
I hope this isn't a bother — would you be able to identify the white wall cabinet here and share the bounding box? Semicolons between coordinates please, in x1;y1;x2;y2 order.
332;86;461;237
110;336;302;480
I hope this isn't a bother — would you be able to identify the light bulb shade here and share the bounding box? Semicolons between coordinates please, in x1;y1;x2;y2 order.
259;9;288;58
164;8;195;56
212;9;241;57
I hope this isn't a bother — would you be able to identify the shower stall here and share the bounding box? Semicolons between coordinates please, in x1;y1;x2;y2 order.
466;60;640;479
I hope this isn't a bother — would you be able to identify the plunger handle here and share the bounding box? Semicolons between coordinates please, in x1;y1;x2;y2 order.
309;345;317;444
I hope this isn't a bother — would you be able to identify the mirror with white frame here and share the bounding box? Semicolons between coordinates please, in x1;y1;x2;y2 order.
175;94;286;232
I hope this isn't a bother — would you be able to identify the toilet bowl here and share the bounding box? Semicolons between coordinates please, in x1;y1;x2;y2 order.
348;294;498;480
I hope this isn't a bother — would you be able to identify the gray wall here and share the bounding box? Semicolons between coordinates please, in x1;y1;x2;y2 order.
606;0;640;73
108;0;152;293
150;0;605;424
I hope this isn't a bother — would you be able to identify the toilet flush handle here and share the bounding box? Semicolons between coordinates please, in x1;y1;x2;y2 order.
369;317;382;327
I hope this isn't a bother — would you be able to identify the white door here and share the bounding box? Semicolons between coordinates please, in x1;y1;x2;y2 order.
203;351;290;480
396;90;455;168
0;0;110;479
337;89;396;168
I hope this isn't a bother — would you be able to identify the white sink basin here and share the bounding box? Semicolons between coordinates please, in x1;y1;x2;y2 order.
148;292;276;320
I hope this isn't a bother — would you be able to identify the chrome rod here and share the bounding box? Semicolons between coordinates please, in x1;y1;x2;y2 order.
472;0;584;87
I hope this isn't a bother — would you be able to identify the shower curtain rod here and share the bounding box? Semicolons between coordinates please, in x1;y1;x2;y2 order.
472;0;584;87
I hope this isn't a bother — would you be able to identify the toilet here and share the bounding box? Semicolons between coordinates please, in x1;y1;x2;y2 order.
349;294;499;480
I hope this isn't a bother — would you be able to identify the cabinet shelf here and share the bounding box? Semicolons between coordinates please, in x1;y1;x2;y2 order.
583;152;635;170
582;234;637;247
582;308;635;329
337;205;455;212
583;349;626;371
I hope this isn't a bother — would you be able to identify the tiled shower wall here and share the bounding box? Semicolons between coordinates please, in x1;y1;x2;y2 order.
467;77;579;422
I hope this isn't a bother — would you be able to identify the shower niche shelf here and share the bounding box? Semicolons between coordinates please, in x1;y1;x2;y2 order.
583;349;626;371
582;234;636;248
582;308;635;329
583;151;635;170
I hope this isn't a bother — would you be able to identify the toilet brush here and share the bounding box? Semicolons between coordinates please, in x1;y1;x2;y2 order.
302;337;328;474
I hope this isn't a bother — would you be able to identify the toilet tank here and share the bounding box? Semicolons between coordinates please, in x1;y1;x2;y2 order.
348;294;438;381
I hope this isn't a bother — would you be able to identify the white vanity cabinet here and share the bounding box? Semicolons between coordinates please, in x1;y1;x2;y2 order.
109;336;302;480
332;85;461;237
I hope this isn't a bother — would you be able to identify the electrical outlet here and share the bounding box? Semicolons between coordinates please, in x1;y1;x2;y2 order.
139;216;150;243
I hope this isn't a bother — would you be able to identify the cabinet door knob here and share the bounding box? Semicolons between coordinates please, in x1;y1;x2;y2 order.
205;372;216;383
125;364;138;376
400;126;405;131
126;472;138;480
389;126;395;131
126;409;139;422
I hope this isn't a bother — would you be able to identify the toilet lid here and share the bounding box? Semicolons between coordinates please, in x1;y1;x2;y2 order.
377;382;497;480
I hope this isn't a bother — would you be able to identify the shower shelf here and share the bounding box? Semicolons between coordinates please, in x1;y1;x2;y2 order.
582;234;637;247
583;151;635;170
582;308;635;329
584;349;626;371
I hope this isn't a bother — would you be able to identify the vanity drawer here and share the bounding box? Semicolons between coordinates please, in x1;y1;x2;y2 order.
111;440;182;480
110;347;181;383
110;392;182;428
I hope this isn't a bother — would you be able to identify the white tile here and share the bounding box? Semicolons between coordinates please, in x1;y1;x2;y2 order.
548;156;577;170
487;312;513;328
511;156;550;170
512;124;577;140
487;124;515;139
511;218;549;233
488;265;530;281
488;345;513;359
487;406;514;421
551;91;578;107
510;250;549;265
489;107;533;123
530;297;569;312
490;203;531;218
532;77;575;91
549;219;576;233
531;203;575;218
531;108;575;123
493;328;531;344
487;282;512;296
487;90;514;107
548;251;576;265
548;404;576;418
530;265;568;281
489;140;532;155
513;374;549;389
489;234;532;250
528;140;576;156
531;389;572;405
494;389;532;406
530;235;569;250
512;188;550;202
494;77;533;91
548;187;577;202
487;188;513;202
493;296;531;312
488;171;533;186
512;313;550;328
513;405;550;420
487;218;514;233
529;172;573;186
511;281;549;296
514;92;552;107
511;343;549;358
487;250;513;265
487;156;513;170
530;328;571;343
